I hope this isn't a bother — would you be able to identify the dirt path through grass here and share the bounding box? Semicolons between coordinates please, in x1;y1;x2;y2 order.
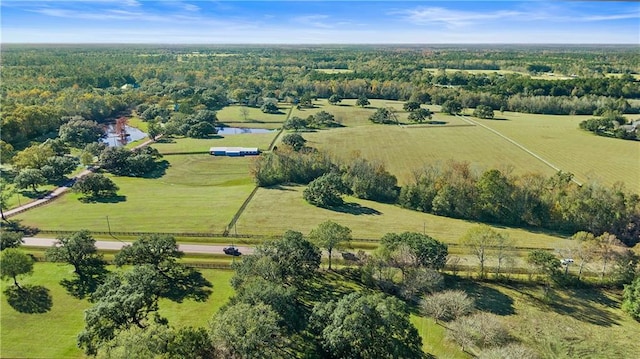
456;114;582;185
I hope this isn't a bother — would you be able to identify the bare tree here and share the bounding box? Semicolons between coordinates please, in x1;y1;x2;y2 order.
596;232;623;281
240;107;250;122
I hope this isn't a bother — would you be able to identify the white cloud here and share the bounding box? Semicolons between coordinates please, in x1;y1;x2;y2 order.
394;4;639;28
293;15;333;29
394;7;524;27
183;3;200;12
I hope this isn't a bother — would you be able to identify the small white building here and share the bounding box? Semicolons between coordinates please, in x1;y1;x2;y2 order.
209;147;259;156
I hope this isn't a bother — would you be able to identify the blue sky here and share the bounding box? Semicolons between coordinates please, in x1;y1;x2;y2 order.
2;1;638;43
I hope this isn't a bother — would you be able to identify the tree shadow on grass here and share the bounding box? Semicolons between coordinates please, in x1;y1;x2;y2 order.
20;190;44;200
140;160;170;179
4;285;52;313
155;137;176;144
533;287;621;327
447;278;516;316
79;195;127;204
299;271;361;308
330;202;382;216
1;220;39;236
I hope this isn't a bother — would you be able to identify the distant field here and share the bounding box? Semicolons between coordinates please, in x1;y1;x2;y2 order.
469;112;640;192
237;185;570;249
217;104;290;129
0;263;234;359
12;154;255;233
292;98;446;127
314;68;354;74
422;68;574;80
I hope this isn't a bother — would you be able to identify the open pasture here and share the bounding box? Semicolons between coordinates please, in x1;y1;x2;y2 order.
237;185;570;249
0;263;234;359
291;99;444;127
470;112;640;192
12;154;255;233
216;104;291;129
300;117;556;184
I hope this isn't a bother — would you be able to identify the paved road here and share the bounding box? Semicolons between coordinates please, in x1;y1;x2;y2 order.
22;237;255;255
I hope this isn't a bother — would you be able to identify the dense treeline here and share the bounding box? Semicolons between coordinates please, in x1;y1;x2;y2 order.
400;162;640;246
252;140;399;204
3;45;639;147
579;112;639;140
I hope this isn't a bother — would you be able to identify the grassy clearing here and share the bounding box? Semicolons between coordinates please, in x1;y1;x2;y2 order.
238;185;570;249
0;263;234;359
217;104;290;129
469;112;640;192
151;133;277;154
13;154;255;233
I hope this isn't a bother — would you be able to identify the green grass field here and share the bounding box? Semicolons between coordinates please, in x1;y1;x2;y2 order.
12;154;256;233
216;104;291;129
0;263;234;359
467;112;640;192
299;117;555;185
238;185;570;249
290;101;638;191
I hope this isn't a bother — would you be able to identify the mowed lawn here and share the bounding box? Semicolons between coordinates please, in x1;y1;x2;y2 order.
470;112;640;192
237;185;570;249
12;154;256;233
217;103;291;129
0;263;234;359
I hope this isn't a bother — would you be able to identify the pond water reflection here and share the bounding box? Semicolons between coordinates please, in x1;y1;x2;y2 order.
102;124;147;147
216;127;273;135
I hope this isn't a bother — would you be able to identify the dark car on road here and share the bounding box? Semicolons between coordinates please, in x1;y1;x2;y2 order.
223;246;241;256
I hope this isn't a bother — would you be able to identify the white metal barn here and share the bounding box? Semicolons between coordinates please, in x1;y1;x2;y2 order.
209;147;259;156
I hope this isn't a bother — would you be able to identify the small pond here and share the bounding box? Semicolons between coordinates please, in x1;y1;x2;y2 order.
216;127;273;135
102;124;148;147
